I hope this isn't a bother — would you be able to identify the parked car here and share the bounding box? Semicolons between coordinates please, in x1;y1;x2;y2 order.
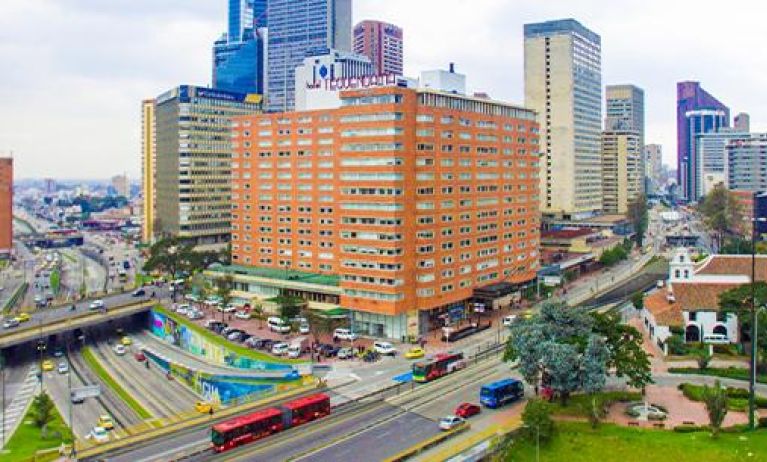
373;341;397;356
337;347;354;360
187;310;204;320
502;315;518;327
217;305;237;313
254;339;274;350
454;403;481;419
271;342;289;356
234;311;251;320
267;317;291;334
299;323;310;335
333;328;358;341
239;333;253;344
318;343;340;357
227;331;244;342
244;337;260;348
439;415;466;431
175;304;190;316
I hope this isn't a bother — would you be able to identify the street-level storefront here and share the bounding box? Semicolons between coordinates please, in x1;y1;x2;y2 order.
351;311;409;340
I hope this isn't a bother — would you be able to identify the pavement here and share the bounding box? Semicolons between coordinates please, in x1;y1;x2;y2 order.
0;366;38;448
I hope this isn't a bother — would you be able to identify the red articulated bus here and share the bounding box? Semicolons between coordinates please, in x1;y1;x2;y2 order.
211;393;331;453
412;352;465;383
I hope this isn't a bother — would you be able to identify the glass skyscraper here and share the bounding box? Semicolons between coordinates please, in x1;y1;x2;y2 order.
213;0;267;95
266;0;352;112
676;81;730;202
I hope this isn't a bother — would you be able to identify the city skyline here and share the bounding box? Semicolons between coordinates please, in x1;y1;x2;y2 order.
2;0;767;178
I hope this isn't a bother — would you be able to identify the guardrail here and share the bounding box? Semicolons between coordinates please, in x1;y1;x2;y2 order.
2;281;28;314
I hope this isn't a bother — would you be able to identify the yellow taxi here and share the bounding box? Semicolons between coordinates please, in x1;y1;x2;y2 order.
121;336;132;346
15;313;31;323
195;401;216;414
404;347;425;359
522;309;534;320
98;414;114;431
41;360;54;372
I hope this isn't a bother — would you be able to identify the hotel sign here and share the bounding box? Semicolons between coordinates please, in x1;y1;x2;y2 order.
307;74;399;91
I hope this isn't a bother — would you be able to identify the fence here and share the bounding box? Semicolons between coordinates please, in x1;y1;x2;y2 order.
2;281;28;313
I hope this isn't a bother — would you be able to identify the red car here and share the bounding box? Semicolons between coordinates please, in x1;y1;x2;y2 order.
134;352;147;362
455;403;481;418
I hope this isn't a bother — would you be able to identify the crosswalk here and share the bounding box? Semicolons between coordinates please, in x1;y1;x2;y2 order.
0;367;38;448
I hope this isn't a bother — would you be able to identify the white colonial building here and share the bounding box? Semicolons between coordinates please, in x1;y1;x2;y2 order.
642;248;766;353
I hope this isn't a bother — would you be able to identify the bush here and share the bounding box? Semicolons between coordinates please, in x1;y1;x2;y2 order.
667;335;686;355
521;399;555;444
759;416;767;428
713;344;739;356
673;424;710;433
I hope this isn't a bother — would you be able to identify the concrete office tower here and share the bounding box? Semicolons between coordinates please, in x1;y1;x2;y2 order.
734;112;750;132
727;133;767;192
524;19;603;220
602;131;642;214
229;86;540;339
353;20;404;76
644;144;663;184
266;0;352;112
676;81;730;201
696;129;751;197
154;85;261;249
142;99;156;243
0;156;11;259
111;174;130;198
606;85;644;146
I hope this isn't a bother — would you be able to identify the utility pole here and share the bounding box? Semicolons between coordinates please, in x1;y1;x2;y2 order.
1;353;5;448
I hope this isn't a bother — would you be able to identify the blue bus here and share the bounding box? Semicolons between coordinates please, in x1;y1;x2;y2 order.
479;378;524;409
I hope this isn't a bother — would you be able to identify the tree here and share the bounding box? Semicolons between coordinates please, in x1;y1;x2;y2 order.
278;296;303;321
303;309;343;345
698;185;743;250
582;395;605;429
215;275;234;322
627;194;649;247
630;291;644;310
31;392;55;430
718;283;767;371
251;303;265;329
542;342;581;405
591;311;653;390
696;349;712;370
702;380;728;438
520;399;554;444
582;336;609;395
143;237;195;278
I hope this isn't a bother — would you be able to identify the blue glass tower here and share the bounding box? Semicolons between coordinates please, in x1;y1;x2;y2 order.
213;0;267;95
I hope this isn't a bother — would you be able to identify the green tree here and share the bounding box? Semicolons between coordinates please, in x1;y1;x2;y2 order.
303;309;343;345
696;349;712;370
542;342;581;405
278;296;303;321
143;237;195;278
628;194;649;247
30;392;55;430
582;336;609;395
698;185;743;250
702;380;728;438
591;311;653;390
520;399;554;444
215;274;235;322
718;283;767;370
630;291;644;310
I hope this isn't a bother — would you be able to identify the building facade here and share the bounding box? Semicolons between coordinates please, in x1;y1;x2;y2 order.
142;99;156;243
727;133;767;193
266;0;352;112
676;81;730;202
605;84;644;146
111;174;129;198
229;87;541;339
524;19;602;220
353;20;404;76
734;112;750;132
644;144;663;186
213;0;268;95
695;129;750;197
601;130;642;214
154;85;261;248
0;157;12;258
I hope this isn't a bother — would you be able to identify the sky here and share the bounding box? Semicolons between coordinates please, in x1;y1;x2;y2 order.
1;0;765;180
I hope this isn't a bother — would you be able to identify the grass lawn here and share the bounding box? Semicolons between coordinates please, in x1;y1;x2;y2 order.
678;383;767;412
0;398;73;462
81;347;153;419
669;367;767;384
547;391;642;418
505;421;767;462
154;305;306;365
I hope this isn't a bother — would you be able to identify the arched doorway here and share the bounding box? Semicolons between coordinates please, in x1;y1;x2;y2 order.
685;324;700;342
713;324;728;337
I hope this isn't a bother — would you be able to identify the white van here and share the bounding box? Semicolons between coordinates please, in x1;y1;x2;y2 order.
703;333;728;344
267;317;291;334
333;328;358;341
373;341;397;356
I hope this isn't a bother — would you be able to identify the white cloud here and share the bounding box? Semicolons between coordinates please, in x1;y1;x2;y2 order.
1;0;766;178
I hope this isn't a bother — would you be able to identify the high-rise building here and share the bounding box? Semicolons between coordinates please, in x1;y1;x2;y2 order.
734;112;750;132
111;174;130;198
142;99;156;243
353;20;404;76
524;19;603;220
213;0;268;95
228;86;540;339
294;49;374;111
695;129;751;197
153;85;261;248
266;0;352;112
0;156;11;258
602;130;642;214
676;81;730;201
727;133;767;192
43;178;56;195
606;85;644;146
644;144;663;185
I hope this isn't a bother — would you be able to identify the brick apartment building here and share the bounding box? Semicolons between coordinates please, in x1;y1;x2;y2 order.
226;86;541;339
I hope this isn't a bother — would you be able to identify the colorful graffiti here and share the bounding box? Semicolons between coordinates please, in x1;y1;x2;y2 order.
142;349;299;404
149;309;294;371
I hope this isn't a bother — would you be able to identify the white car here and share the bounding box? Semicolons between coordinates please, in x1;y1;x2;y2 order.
88;426;110;444
333;328;358;341
113;345;126;356
299;323;310;334
57;362;69;374
373;341;397;356
217;305;237;313
235;311;251;320
439;415;465;431
175;304;190;316
2;318;19;329
187;310;204;320
89;300;105;310
271;342;289;356
502;315;518;327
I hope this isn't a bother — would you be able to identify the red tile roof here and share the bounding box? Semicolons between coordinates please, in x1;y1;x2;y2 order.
695;255;767;281
645;282;739;327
